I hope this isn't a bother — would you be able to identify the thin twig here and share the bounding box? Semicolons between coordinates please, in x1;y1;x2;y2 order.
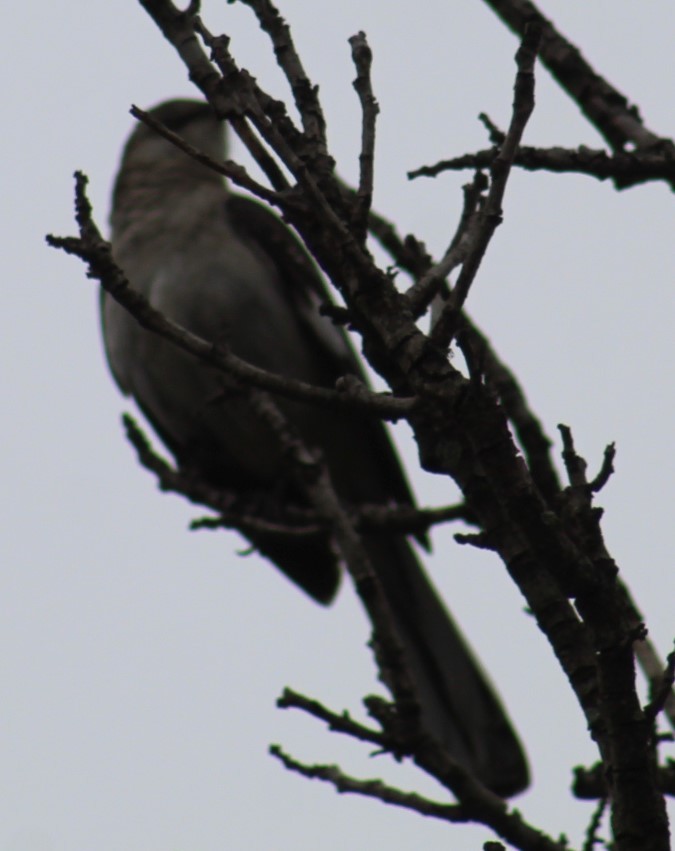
430;23;541;349
130;105;280;203
239;0;329;152
277;688;391;749
644;648;675;726
405;172;488;319
270;745;469;822
588;444;615;493
349;31;379;243
581;796;608;851
409;144;675;191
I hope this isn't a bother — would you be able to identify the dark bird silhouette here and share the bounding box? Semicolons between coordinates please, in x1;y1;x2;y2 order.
101;99;528;796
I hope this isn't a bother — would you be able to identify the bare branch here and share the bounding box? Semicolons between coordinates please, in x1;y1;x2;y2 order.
581;796;608;851
430;23;541;349
269;745;469;823
644;648;675;727
573;762;675;800
130;104;281;203
455;532;495;551
239;0;328;151
410;144;675;191
588;443;616;494
349;31;379;243
367;208;433;277
276;688;391;749
270;741;570;849
405;172;488;319
480;0;674;155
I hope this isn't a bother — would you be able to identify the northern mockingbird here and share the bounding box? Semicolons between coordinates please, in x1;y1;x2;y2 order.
101;99;528;796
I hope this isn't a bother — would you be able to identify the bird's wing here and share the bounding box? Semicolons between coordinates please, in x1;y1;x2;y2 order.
226;193;423;522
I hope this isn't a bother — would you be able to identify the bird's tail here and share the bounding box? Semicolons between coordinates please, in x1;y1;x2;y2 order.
365;535;529;797
249;523;528;796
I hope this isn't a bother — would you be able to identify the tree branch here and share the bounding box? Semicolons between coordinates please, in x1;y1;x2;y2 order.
349;31;379;244
430;22;541;349
480;0;674;157
409;144;675;191
270;745;470;824
122;412;473;541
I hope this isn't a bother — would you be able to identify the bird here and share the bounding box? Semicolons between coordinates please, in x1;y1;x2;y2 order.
101;98;529;796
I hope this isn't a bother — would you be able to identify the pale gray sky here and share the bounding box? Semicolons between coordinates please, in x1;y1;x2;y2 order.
3;1;674;849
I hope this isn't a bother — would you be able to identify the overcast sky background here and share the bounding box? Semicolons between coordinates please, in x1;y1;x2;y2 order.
3;2;674;849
